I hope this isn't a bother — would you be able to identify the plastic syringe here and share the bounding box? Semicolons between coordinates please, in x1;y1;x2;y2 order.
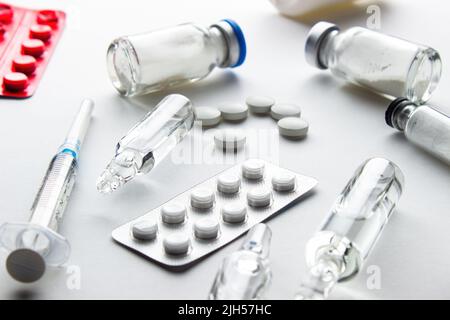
0;99;94;283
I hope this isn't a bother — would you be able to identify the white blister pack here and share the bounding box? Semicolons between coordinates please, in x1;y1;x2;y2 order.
112;159;317;269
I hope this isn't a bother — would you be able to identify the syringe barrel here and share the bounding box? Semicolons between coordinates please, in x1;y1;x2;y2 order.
59;98;94;158
29;100;94;230
29;153;77;231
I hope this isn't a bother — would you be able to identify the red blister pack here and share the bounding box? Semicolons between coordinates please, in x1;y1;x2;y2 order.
0;3;65;98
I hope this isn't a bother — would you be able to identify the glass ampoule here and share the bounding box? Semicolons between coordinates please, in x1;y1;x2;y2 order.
305;22;442;103
107;19;246;97
295;158;405;299
209;224;272;300
97;94;194;194
386;98;450;165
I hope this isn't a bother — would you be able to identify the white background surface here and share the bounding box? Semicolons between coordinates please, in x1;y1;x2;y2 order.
0;0;449;299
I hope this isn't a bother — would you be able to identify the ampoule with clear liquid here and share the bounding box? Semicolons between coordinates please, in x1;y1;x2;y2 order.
386;97;450;165
209;224;272;300
295;158;405;299
97;94;194;194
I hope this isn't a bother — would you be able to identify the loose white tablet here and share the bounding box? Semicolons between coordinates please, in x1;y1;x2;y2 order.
194;218;220;240
277;117;309;139
163;234;190;255
194;107;221;127
272;171;297;191
247;187;272;207
214;129;246;151
221;202;247;224
161;202;187;224
218;103;248;121
191;188;215;209
246;96;275;114
242;159;265;180
132;219;158;240
217;173;241;194
270;103;301;120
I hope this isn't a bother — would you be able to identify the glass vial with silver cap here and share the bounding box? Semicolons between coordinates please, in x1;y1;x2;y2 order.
305;21;442;103
107;19;247;97
386;98;450;165
295;158;404;299
209;224;272;300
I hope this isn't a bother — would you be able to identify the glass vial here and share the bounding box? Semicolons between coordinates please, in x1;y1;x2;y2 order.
107;19;246;97
305;22;442;103
386;98;450;165
209;224;272;300
97;94;194;194
295;158;404;299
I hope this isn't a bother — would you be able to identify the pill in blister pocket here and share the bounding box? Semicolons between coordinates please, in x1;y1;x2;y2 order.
242;159;265;180
161;202;186;224
112;159;318;268
272;171;297;191
194;218;220;240
12;56;37;75
247;187;272;207
191;188;215;209
3;72;28;91
164;234;190;255
221;202;247;223
132;220;158;240
22;39;45;57
217;173;241;194
30;24;52;41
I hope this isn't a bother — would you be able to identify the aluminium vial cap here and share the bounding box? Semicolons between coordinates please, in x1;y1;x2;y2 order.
305;21;339;70
211;19;247;68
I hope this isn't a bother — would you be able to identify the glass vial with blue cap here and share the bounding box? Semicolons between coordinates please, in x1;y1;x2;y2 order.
305;22;442;103
107;19;246;97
